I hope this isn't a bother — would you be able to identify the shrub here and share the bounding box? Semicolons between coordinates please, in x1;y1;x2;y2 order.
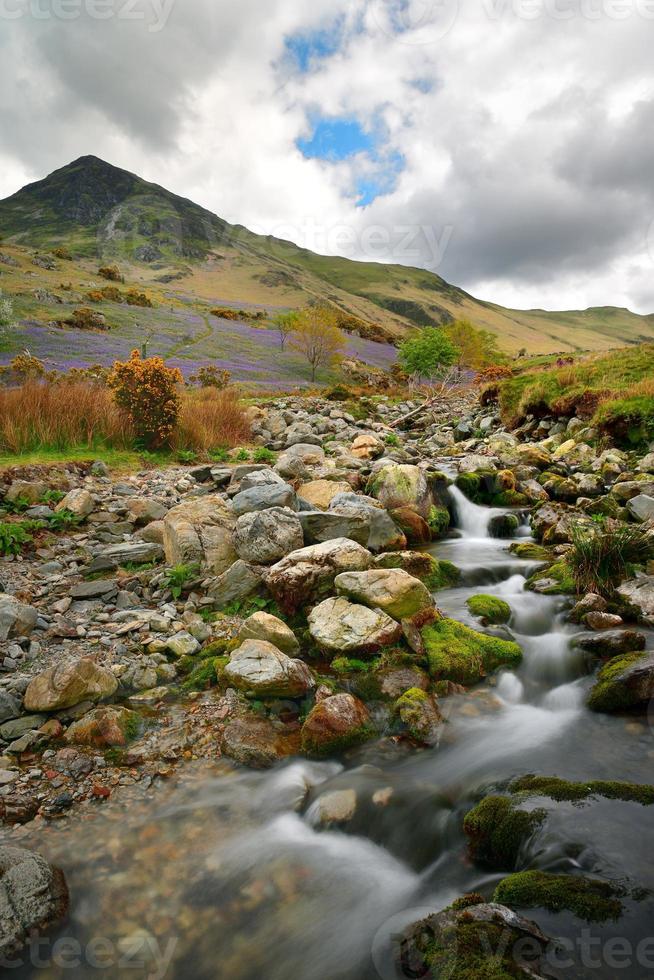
108;350;183;450
188;365;232;389
52;247;72;260
398;328;459;381
0;521;41;555
252;447;276;464
67;308;109;331
98;264;123;283
567;518;653;597
0;289;15;335
124;289;153;308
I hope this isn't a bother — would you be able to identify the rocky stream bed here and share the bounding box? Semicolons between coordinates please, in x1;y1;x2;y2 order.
1;390;654;978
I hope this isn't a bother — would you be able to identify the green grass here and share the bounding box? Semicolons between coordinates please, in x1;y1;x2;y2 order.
494;344;654;433
567;518;653;598
0;446;176;472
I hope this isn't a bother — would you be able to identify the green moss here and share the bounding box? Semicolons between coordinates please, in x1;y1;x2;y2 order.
423;920;533;979
491;490;529;507
463;795;546;869
447;893;485;912
526;559;575;595
509;542;551;561
455;472;483;502
181;659;218;692
427;504;450;538
424;557;461;591
301;723;375;759
121;711;141;741
509;774;654;806
587;651;648;712
422;619;522;686
331;656;379;674
493;871;625;923
394;686;435;740
466;594;511;625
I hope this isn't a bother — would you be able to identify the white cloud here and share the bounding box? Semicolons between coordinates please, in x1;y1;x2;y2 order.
0;0;653;313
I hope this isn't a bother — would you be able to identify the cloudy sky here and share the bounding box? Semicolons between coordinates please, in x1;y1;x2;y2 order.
1;0;654;313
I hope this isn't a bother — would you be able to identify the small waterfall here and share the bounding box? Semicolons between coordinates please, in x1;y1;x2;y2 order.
448;484;508;538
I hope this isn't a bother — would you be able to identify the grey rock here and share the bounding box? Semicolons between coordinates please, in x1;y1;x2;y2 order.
626;494;654;523
233;507;304;564
617;575;654;625
299;511;369;546
308;596;402;653
0;597;39;641
0;846;69;959
0;691;21;724
225;639;314;697
231;483;296;516
208;560;264;609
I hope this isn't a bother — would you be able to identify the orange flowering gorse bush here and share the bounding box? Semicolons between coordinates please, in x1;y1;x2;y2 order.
108;349;183;449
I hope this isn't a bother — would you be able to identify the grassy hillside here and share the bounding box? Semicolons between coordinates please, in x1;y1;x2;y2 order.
1;155;654;357
492;344;654;445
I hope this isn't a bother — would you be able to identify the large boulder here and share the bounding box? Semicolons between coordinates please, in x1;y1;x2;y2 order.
328;492;406;553
626;494;654;523
298;511;369;546
0;846;69;960
233;507;304;564
367;463;431;519
334;568;434;621
297;480;352;511
301;693;373;757
238;612;300;656
308;597;402;654
5;480;47;505
24;658;118;712
0;597;38;641
224;640;314;697
231;483;296;516
617;575;654;625
263;538;373;613
163;496;236;574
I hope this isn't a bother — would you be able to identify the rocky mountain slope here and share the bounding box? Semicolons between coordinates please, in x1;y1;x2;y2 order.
2;156;653;355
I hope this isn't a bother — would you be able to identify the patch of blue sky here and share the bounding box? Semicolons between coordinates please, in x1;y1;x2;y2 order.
284;20;344;73
297;117;375;163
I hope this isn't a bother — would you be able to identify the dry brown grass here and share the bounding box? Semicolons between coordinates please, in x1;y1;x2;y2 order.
0;381;251;456
174;387;252;453
0;381;133;454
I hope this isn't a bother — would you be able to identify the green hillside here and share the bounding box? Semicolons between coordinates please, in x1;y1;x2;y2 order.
1;155;653;354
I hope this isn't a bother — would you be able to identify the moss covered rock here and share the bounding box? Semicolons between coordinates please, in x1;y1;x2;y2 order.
334;568;434;621
300;693;374;758
509;542;551;561
394;687;442;744
587;650;654;712
464;795;546;869
400;902;553;980
493;871;624;923
422;619;522;686
509;774;654;806
466;594;512;625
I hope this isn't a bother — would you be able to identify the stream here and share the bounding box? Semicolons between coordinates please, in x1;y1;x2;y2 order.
4;489;654;980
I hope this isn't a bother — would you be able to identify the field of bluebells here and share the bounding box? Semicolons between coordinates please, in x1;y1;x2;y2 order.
1;304;398;388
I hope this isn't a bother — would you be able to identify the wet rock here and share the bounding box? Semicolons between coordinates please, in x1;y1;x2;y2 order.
394;688;442;744
233;507;303;564
163;496;236;574
313;788;357;824
24;658;118;712
583;611;623;630
263;538;373;614
570;593;607;622
301;693;373;757
225;640;314;697
616;575;654;625
0;597;38;641
588;651;654;712
64;706;139;748
0;846;69;959
221;717;290;769
238;612;300;656
389;506;431;545
400;902;553;980
574;629;646;657
335;568;433;621
308;596;402;654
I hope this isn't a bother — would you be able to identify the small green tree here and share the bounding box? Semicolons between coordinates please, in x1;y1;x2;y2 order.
272;311;299;351
398;328;459;382
289;305;345;381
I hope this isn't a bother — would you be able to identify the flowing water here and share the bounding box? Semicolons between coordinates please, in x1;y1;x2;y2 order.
6;490;654;980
